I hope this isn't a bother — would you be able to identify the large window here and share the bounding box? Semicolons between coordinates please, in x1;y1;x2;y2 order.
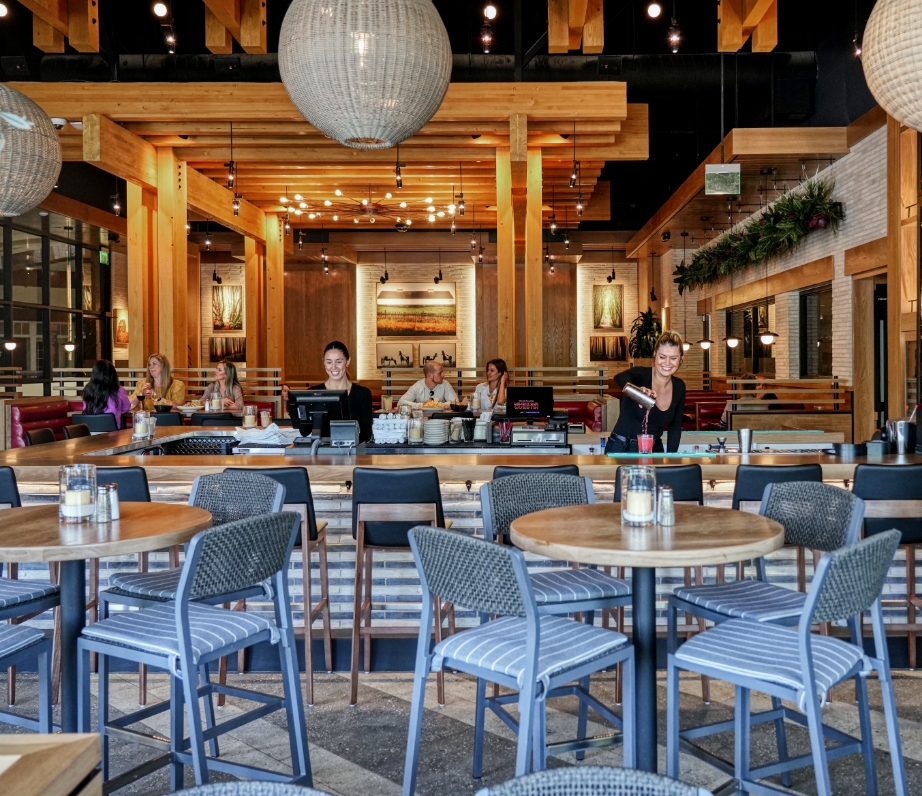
724;300;776;376
1;213;111;394
800;285;833;378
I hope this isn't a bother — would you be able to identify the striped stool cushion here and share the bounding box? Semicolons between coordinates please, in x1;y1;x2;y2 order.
0;577;59;609
0;625;46;659
82;602;279;665
108;569;181;600
674;619;869;711
530;569;631;605
432;615;629;693
673;579;806;622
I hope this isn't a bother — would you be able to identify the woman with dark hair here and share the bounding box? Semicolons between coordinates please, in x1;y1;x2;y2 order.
605;330;687;454
309;341;373;442
473;358;508;412
82;359;132;429
202;359;245;411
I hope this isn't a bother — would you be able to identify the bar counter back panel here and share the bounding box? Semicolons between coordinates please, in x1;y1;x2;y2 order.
0;429;917;662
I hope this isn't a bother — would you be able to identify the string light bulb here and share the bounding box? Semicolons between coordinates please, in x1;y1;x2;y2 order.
153;2;168;16
647;2;662;18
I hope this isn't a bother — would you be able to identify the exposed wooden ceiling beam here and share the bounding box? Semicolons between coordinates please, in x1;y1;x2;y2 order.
719;0;777;52
19;0;98;53
82;114;158;192
9;82;628;123
187;167;266;242
17;0;68;35
67;0;99;53
202;0;241;40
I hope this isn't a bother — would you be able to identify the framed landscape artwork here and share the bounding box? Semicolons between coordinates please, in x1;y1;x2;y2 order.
209;337;246;362
376;282;456;337
593;284;624;330
419;342;456;368
376;343;414;369
213;285;244;331
589;335;627;362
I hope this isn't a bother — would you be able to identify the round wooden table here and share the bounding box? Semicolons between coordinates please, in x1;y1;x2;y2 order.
0;503;213;733
510;502;784;773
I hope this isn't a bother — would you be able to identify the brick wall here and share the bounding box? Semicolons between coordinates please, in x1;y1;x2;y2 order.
355;261;477;382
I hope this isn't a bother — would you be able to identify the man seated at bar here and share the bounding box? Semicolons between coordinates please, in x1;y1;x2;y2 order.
202;360;245;411
308;341;373;443
130;353;186;410
719;373;780;429
605;331;687;454
397;361;458;408
82;359;132;429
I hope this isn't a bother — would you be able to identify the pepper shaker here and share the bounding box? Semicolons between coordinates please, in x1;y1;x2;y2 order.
107;483;120;520
657;485;675;526
95;485;111;523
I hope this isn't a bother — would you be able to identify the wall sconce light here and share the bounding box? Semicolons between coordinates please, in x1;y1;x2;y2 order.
3;341;17;352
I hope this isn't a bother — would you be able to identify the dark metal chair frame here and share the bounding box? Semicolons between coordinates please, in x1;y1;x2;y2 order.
69;412;119;433
63;423;91;439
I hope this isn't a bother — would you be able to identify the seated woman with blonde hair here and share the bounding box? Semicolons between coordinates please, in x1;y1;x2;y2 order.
130;353;186;410
202;359;245;411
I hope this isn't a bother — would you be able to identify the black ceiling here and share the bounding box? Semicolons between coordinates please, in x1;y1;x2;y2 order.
0;0;879;232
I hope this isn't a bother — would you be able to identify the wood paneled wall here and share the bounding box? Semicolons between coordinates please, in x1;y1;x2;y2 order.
543;262;577;367
476;262;498;366
284;262;357;383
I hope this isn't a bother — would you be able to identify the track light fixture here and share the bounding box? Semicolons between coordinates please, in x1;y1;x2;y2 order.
606;268;617;283
212;268;222;285
394;145;404;189
380;251;389;284
434;268;442;284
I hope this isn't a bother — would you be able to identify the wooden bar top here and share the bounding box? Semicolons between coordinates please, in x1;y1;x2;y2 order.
0;427;917;482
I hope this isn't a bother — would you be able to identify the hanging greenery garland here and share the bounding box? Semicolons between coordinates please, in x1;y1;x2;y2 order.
672;177;844;295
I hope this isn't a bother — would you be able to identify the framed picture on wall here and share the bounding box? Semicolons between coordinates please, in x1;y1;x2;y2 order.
419;342;456;368
209;336;246;362
212;285;244;331
589;335;627;362
376;343;414;369
113;308;129;345
376;282;456;337
593;284;624;330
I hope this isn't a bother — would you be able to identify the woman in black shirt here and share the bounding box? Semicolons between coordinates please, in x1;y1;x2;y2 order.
309;341;374;443
606;331;687;454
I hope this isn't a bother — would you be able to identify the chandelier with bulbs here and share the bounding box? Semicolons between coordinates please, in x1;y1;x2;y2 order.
287;187;455;231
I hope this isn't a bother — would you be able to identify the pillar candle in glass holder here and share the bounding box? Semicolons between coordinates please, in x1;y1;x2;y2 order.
620;465;656;526
59;464;97;523
243;406;258;428
132;411;150;439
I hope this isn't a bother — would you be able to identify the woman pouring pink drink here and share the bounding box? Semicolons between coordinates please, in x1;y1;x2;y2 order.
605;331;687;454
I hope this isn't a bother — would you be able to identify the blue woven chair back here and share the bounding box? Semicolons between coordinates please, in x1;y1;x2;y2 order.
180;783;331;796
493;465;580;479
189;472;285;526
761;481;864;550
474;766;712;796
225;466;318;543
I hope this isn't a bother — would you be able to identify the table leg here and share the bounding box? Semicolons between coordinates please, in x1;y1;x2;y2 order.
632;566;657;772
60;559;87;733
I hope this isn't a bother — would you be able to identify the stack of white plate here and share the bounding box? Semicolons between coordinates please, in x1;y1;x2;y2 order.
423;419;450;445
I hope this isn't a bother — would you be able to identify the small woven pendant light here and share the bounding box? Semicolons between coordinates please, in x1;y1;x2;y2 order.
0;83;62;217
862;0;922;131
278;0;452;150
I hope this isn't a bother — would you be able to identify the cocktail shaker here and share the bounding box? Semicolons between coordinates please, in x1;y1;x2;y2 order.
737;428;753;453
623;383;656;411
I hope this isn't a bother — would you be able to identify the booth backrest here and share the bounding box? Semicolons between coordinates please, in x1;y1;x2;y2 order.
554;399;605;432
8;399;74;448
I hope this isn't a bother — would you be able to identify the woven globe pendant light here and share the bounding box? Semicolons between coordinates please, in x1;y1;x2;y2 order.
278;0;452;150
862;0;922;131
0;83;62;217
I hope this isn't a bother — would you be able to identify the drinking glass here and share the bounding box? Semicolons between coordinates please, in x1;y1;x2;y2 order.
498;420;514;444
243;406;258;428
59;464;96;524
621;465;656;526
637;434;654;454
260;410;272;428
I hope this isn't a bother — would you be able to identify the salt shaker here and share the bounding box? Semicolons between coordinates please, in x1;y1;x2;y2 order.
657;485;675;526
107;483;120;520
95;485;111;523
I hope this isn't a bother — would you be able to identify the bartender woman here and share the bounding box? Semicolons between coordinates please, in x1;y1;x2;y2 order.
309;341;373;443
605;330;687;454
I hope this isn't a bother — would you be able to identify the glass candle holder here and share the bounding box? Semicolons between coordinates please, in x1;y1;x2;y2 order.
132;411;151;440
260;410;272;428
621;465;657;526
408;417;424;444
242;405;258;428
59;464;97;524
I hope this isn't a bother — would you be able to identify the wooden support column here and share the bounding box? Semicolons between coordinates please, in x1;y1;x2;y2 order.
524;148;543;367
852;277;877;444
496;148;516;366
155;149;188;366
887;116;918;417
265;214;285;373
245;236;265;367
187;242;201;368
127;182;158;367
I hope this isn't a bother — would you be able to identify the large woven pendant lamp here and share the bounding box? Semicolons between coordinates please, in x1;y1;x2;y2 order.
862;0;922;131
0;84;62;217
278;0;452;150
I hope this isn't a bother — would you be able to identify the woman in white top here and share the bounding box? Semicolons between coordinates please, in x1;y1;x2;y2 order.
473;358;508;413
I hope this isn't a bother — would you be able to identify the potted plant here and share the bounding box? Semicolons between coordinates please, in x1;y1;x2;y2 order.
629;307;662;366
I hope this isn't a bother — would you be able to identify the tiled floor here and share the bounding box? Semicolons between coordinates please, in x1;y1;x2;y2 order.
1;667;919;795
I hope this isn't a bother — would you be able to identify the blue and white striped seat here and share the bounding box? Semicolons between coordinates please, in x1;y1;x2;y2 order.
432;615;629;693
82;602;279;665
530;568;631;605
107;569;181;601
674;618;867;711
0;578;59;609
0;624;47;657
672;580;806;622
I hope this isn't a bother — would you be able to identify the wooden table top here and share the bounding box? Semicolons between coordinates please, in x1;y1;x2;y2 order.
0;734;100;796
0;503;212;562
510;503;785;568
